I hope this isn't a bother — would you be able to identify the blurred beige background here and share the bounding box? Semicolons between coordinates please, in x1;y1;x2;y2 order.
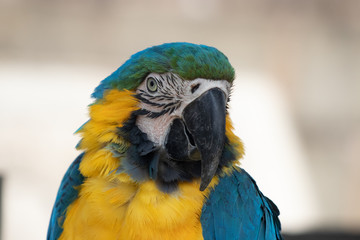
1;0;360;239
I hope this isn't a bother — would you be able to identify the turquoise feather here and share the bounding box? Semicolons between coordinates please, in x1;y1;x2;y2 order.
201;168;282;240
47;154;84;240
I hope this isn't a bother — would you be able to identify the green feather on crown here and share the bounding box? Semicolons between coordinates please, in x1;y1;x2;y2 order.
92;42;235;99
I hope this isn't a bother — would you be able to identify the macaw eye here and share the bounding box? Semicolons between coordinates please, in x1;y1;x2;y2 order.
147;77;158;92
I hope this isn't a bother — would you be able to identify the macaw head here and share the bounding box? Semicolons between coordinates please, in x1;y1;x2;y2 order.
77;43;244;192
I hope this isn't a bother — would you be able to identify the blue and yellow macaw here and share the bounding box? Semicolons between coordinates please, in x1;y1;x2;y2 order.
48;42;282;240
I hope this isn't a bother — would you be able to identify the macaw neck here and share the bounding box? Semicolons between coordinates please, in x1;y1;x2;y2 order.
76;89;244;193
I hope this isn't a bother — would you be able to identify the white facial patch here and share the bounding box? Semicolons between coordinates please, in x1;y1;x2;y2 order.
135;73;231;146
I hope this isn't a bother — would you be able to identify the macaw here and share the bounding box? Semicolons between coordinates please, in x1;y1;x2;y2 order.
47;42;282;240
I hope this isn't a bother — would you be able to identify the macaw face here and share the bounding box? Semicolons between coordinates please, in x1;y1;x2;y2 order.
134;73;231;191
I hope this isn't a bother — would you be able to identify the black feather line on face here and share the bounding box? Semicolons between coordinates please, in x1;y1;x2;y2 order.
135;94;164;107
135;93;181;119
146;108;171;118
117;112;238;193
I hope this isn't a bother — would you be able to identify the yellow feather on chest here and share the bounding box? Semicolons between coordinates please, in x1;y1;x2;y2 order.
60;172;217;240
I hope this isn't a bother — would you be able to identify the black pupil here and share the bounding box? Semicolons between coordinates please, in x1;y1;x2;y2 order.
148;78;157;91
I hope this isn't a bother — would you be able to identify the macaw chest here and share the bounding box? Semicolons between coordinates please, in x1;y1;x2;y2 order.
60;177;207;240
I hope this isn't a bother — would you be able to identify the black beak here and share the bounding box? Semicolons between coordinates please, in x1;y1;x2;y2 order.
165;88;227;191
183;88;227;191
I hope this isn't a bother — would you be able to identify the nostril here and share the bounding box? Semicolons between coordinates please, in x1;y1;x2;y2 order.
191;84;200;94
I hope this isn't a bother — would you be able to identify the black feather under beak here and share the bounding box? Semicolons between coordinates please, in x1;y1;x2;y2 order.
165;88;227;191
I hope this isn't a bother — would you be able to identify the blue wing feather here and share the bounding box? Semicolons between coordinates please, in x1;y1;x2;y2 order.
47;153;85;240
201;168;282;240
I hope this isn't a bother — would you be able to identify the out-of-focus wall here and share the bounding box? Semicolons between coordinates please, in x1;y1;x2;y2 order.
1;0;359;239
